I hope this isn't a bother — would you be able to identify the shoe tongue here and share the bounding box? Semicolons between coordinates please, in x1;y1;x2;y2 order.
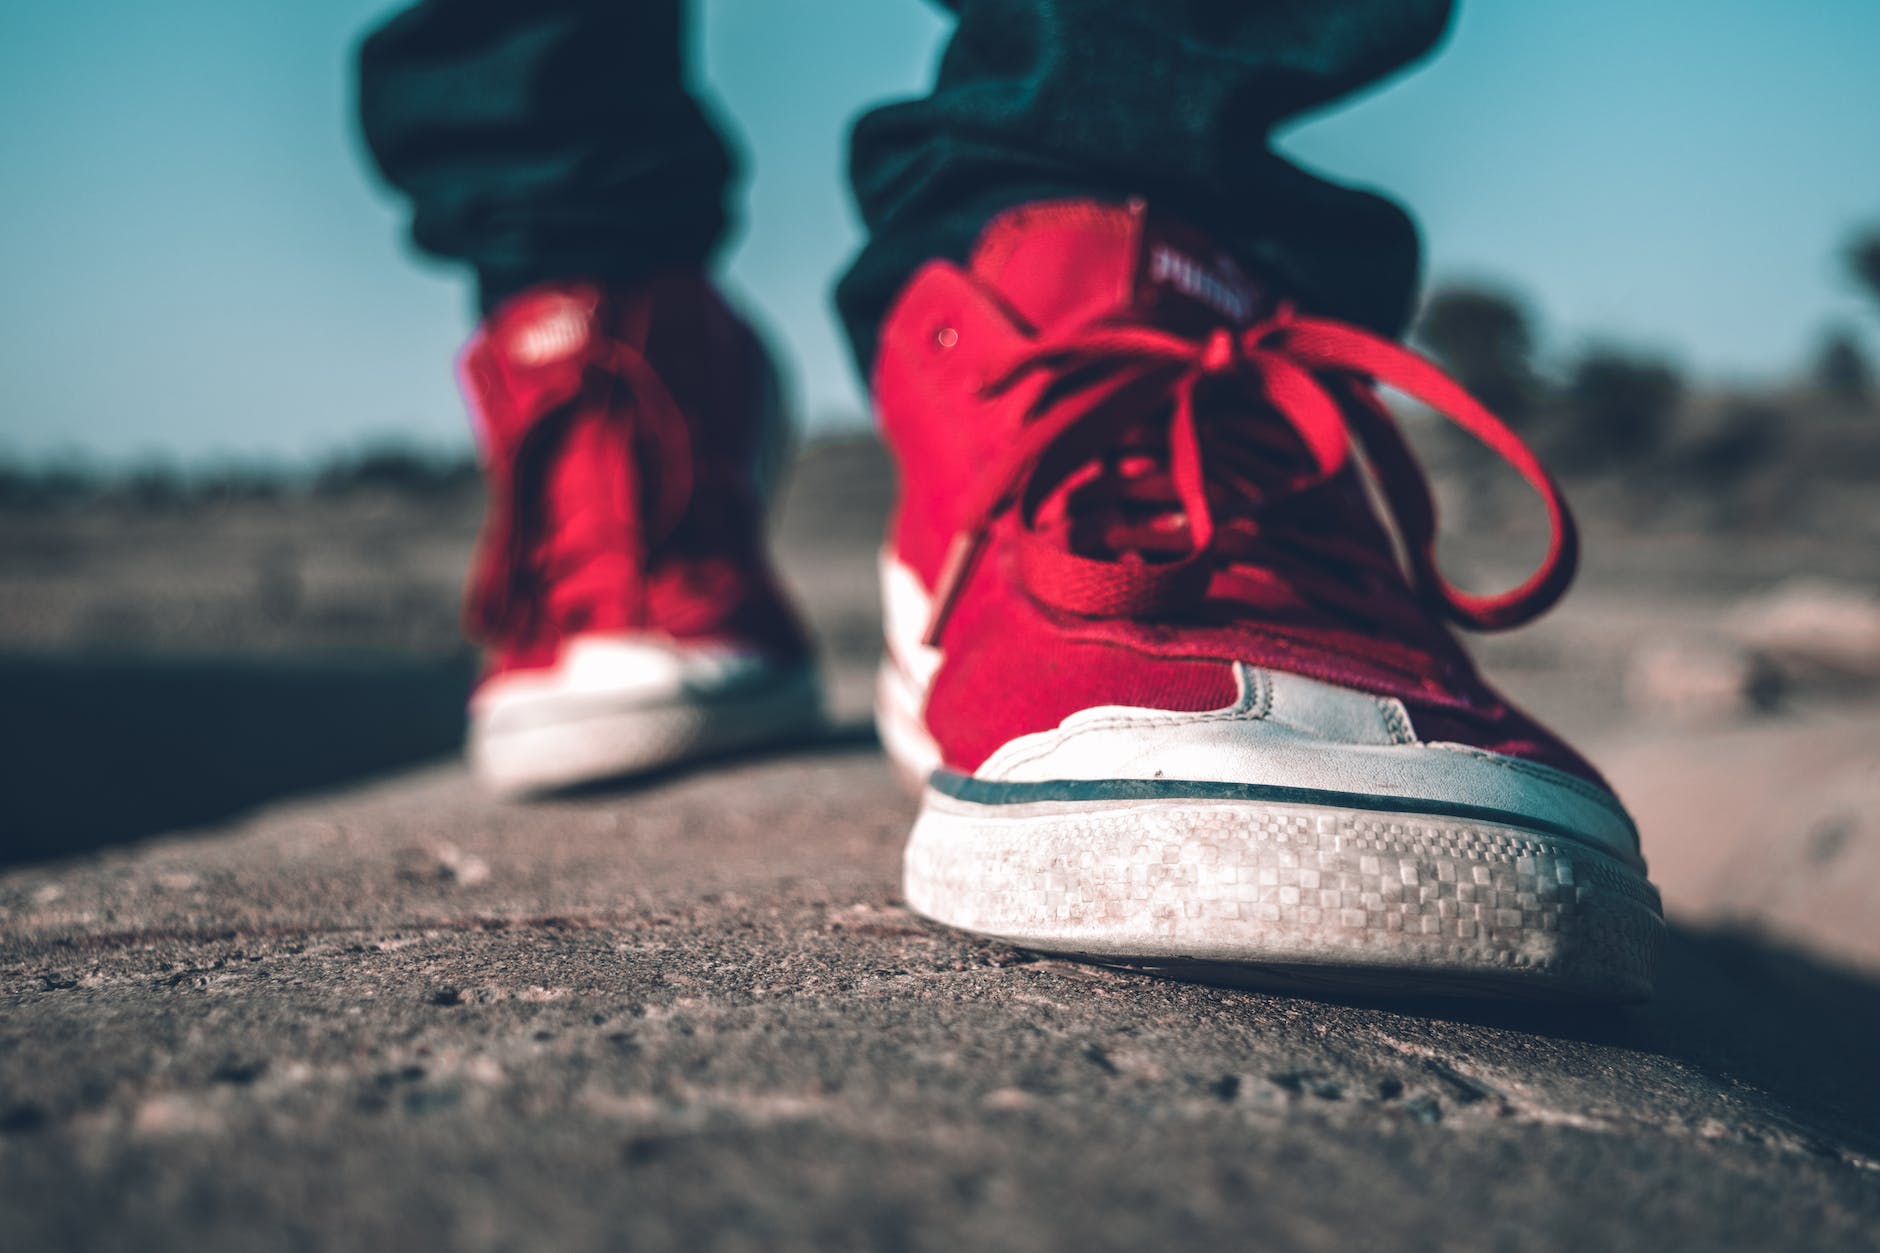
967;199;1274;336
462;284;606;457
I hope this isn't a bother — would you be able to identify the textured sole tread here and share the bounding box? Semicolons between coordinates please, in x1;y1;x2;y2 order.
904;791;1662;1002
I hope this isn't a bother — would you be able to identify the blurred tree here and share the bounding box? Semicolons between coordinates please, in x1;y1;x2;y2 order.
0;459;94;511
124;462;187;510
1412;285;1540;424
314;444;478;498
1849;227;1880;312
1555;349;1684;472
1811;325;1872;405
1679;401;1782;488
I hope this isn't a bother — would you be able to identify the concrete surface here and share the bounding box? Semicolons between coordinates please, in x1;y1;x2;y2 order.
3;439;1878;1251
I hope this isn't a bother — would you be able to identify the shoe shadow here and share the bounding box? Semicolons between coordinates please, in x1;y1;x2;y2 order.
0;651;474;867
1471;925;1880;1158
1127;924;1880;1159
1626;926;1880;1157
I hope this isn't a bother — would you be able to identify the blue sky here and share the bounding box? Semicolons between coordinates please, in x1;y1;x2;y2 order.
2;0;1877;465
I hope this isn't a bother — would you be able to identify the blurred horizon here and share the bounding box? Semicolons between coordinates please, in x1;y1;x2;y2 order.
2;0;1879;467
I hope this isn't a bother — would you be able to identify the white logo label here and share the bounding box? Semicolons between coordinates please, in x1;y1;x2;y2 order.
1148;244;1255;323
510;301;591;365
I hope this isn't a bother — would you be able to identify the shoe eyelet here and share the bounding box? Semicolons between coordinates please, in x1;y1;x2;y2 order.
934;326;959;350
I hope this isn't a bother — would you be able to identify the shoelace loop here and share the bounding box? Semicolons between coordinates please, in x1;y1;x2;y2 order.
920;304;1577;647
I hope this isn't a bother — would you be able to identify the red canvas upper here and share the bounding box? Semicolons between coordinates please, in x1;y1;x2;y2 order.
873;200;1606;786
459;274;809;679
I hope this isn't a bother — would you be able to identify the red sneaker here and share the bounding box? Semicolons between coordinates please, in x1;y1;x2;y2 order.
460;275;821;795
874;201;1661;1000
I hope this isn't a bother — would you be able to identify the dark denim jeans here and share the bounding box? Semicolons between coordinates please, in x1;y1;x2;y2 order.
357;0;1454;370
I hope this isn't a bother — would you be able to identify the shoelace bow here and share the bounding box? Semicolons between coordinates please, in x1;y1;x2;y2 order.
467;337;694;640
921;304;1577;648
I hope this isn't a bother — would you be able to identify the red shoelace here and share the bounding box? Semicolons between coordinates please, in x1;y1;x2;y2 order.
921;304;1577;648
467;336;695;641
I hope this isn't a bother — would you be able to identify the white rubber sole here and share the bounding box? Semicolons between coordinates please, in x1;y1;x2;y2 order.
902;779;1663;1001
874;659;941;794
471;661;824;796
